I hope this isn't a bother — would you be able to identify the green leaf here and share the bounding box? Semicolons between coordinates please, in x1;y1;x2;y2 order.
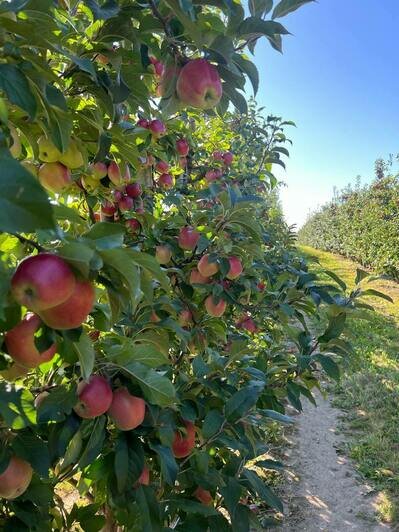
73;330;95;380
272;0;315;19
168;498;219;516
0;64;37;119
0;151;54;232
242;468;283;512
225;384;263;421
84;222;125;250
84;0;120;19
149;443;178;486
121;362;176;407
318;313;346;343
0;382;36;429
58;242;96;278
314;354;340;381
114;433;129;492
360;288;393;303
79;417;106;468
36;385;77;423
223;84;248;114
202;409;224;439
53;204;85;225
259;409;294;424
108;339;170;368
126;249;170;292
238;17;290;38
248;0;273;17
12;429;50;478
324;270;347;291
233;54;259;95
355;268;369;285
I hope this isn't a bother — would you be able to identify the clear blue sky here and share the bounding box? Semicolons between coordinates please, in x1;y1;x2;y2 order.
253;0;399;227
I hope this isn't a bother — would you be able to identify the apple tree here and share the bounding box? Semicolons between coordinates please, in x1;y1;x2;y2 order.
0;0;373;530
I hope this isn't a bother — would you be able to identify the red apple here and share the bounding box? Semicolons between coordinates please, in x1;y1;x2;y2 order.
152;61;165;77
172;420;196;458
178;226;200;250
226;256;243;280
90;162;108;179
39;279;95;330
176;139;189;156
101;200;117;216
108;161;128;186
176;59;222;109
223;151;233;166
237;315;258;333
212;150;224;161
155;160;169;173
126;218;141;233
125;183;142;198
194;486;213;505
158;173;174;188
11;254;76;312
113;189;123;202
205;169;222;183
149;119;166;137
38;162;71;193
108;388;146;431
0;456;33;500
74;375;113;419
189;269;210;285
150;311;161;323
137;118;150;128
198;254;219;277
156;245;172;264
136;465;150;486
178;309;192;327
118;195;134;212
205;295;226;317
5;313;57;369
257;281;266;291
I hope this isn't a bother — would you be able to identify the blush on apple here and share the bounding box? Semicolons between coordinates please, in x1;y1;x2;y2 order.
108;388;146;431
74;375;113;419
176;59;222;110
172;420;196;458
205;295;226;317
0;456;33;500
178;226;200;250
198;254;219;277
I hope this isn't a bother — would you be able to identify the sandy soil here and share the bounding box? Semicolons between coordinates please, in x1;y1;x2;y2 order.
281;389;392;531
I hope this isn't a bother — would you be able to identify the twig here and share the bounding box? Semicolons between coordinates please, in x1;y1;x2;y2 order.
10;233;44;252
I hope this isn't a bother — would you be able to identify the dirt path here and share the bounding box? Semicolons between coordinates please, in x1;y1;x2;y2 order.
282;389;391;531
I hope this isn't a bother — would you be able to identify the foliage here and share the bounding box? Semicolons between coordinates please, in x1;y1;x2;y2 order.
0;0;370;530
298;171;399;279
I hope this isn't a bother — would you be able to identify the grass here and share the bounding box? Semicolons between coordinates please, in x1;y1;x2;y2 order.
299;245;399;524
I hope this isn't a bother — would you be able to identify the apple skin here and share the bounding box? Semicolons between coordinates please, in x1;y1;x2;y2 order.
205;295;226;317
5;313;57;369
212;150;224;161
194;486;213;505
137;118;150;128
176;59;222;110
237;316;257;333
136;465;150;486
11;253;76;312
155;160;169;173
38;136;61;163
108;161;125;186
156;245;172;265
172;420;196;458
59;140;84;169
205;169;222;183
39;279;95;330
126;218;141;233
223;151;233;166
90;162;108;179
178;226;200;250
257;281;266;291
176;139;189;156
101;201;117;216
149;119;166;137
198;254;219;277
107;388;146;431
178;309;192;327
158;173;174;188
226;256;243;280
38;162;72;193
74;375;113;419
189;269;210;285
126;183;142;198
118;195;134;212
0;456;33;500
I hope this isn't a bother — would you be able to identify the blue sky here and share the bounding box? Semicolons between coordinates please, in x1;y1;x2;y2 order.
253;0;399;227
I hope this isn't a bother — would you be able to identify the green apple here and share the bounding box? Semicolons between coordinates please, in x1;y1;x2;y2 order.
38;136;61;163
59;140;84;169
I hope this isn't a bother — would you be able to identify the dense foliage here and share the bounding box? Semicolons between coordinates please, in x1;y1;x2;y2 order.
0;0;381;530
299;170;399;278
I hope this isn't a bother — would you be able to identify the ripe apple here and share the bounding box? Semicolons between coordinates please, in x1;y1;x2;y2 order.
126;218;141;233
205;295;226;317
101;200;117;216
59;140;84;169
149;59;165;77
158;173;174;188
74;375;113;419
38;136;61;163
176;59;222;109
126;182;142;198
194;486;213;505
156;245;172;264
112;190;123;202
198;254;219;277
172;420;196;458
257;281;266;291
0;456;33;500
108;161;123;186
137;118;150;128
38;162;72;193
155;160;169;173
108;388;146;431
189;269;210;285
176;138;189;156
39;279;95;330
118;195;134;212
205;169;222;183
136;465;150;486
237;315;257;333
178;309;192;327
149;119;166;137
5;313;57;369
226;256;243;280
90;162;108;179
212;150;224;161
223;151;233;166
11;253;76;312
178;226;200;250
